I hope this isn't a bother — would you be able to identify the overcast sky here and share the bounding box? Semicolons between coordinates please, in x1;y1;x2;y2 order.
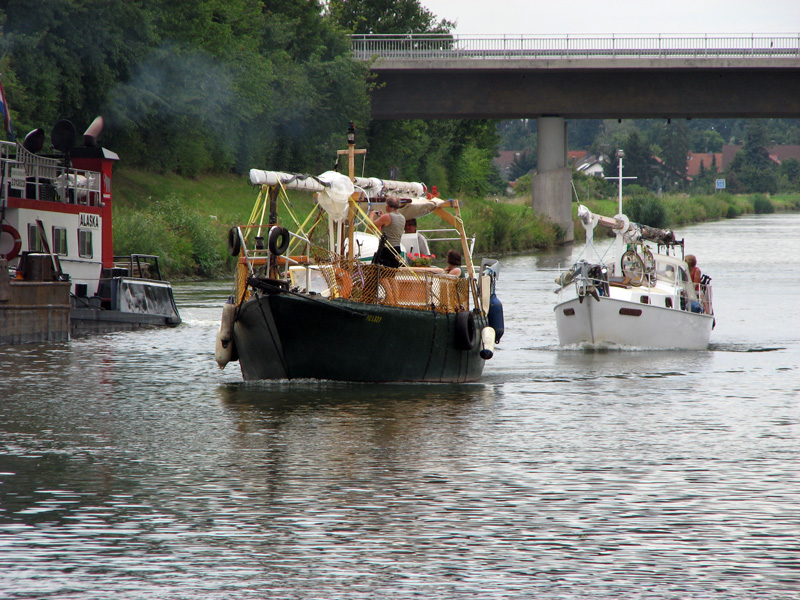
421;0;800;35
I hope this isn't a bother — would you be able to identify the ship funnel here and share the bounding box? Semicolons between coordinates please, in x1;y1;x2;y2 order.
83;116;104;147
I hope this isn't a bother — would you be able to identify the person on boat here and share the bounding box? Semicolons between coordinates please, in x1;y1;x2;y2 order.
444;249;463;277
685;254;705;313
369;197;406;268
686;254;702;286
369;197;406;305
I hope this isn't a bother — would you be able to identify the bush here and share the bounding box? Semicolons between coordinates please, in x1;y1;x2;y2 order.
114;194;227;278
751;194;775;214
462;199;559;254
624;193;668;228
513;173;532;197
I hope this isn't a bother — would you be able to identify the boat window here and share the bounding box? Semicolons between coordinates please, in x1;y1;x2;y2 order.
78;229;93;258
655;261;675;282
639;296;650;304
52;226;68;255
289;266;329;294
27;223;45;252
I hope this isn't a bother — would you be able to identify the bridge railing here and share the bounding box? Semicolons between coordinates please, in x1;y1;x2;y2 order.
350;34;800;60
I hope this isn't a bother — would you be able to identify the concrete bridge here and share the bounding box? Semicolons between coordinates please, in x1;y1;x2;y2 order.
352;34;800;242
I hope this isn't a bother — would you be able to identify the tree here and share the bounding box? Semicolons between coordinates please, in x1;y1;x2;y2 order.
325;0;454;35
779;157;800;190
726;120;778;193
656;120;690;190
605;131;656;190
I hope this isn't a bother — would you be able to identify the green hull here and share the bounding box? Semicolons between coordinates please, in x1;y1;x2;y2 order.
233;292;488;382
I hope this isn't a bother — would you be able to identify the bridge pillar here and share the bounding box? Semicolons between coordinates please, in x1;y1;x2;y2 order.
533;117;573;244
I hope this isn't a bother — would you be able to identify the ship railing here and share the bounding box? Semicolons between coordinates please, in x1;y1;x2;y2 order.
412;228;476;260
0;141;102;206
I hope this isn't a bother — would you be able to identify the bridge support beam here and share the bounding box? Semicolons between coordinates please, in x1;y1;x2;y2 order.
533;117;573;244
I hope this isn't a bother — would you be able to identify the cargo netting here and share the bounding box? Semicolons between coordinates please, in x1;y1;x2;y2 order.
314;255;469;313
234;245;470;314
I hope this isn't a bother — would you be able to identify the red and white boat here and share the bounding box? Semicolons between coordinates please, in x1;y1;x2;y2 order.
0;118;180;344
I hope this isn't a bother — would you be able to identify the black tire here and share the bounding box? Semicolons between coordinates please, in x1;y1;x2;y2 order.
268;226;290;255
227;227;241;257
455;311;477;350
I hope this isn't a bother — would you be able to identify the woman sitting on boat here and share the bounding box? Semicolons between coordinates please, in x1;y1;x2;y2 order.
685;254;706;313
369;197;406;268
444;250;463;277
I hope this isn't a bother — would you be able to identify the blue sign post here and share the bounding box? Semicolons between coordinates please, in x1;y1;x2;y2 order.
715;179;726;190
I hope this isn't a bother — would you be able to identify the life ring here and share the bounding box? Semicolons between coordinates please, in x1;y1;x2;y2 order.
268;226;290;256
0;223;22;261
227;226;242;257
455;310;477;350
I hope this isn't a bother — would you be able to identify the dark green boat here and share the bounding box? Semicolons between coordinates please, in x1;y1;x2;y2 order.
215;127;502;382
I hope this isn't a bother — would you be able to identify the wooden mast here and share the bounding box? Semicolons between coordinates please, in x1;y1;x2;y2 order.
337;122;365;261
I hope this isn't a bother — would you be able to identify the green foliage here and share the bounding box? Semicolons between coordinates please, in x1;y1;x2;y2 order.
326;0;454;34
751;194;775;214
363;119;501;198
498;119;536;151
779;157;800;191
605;131;656;190
655;120;690;190
450;145;501;197
624;192;668;228
725;121;779;194
571;171;615;203
114;194;228;278
462;199;560;253
507;150;536;180
513;173;532;197
1;0;371;176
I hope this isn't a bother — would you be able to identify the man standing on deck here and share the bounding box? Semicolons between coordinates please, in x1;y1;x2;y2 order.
369;197;405;268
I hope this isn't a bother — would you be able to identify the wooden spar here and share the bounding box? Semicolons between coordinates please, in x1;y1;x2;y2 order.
433;203;481;314
352;176;425;198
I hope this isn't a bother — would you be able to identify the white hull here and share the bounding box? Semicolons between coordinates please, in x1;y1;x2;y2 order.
555;295;713;350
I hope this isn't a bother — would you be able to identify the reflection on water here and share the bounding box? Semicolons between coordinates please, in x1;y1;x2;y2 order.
1;215;799;599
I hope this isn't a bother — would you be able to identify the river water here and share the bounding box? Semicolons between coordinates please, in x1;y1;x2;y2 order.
1;213;798;599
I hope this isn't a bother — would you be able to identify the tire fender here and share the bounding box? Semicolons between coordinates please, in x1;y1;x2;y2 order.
227;226;242;257
455;310;477;351
268;226;290;256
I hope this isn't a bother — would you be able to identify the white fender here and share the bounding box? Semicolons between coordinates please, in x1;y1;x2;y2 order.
479;326;496;360
215;303;237;368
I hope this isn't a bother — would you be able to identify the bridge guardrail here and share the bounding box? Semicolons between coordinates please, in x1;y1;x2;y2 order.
350;34;800;61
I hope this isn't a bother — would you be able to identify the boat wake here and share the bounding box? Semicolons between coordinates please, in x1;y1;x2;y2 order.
709;343;785;353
